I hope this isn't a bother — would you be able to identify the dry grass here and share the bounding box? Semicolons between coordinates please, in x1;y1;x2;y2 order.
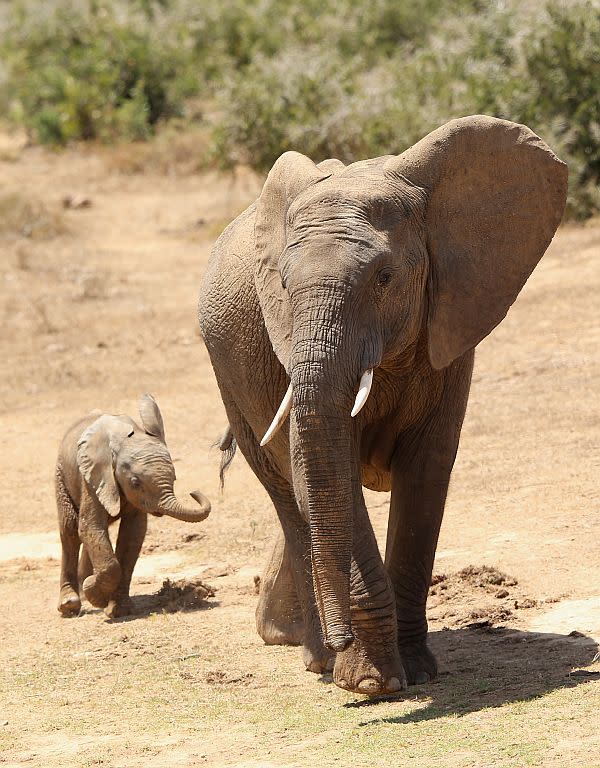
0;191;66;241
103;125;213;177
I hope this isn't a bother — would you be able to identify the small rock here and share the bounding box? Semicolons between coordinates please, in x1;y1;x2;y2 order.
495;588;509;599
514;598;537;609
62;194;92;209
182;532;203;543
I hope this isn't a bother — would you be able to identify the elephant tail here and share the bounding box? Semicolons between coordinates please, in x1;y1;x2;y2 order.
216;424;237;491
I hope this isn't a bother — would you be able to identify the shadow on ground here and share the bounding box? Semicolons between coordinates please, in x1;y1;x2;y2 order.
80;578;220;622
349;626;598;723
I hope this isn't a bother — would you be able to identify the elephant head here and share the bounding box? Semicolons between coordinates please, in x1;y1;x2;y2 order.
76;394;211;522
254;116;567;651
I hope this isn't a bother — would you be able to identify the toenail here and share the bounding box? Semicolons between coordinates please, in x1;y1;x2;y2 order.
357;678;381;693
387;676;404;692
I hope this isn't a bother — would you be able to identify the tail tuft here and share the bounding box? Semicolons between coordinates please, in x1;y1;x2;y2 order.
216;425;237;491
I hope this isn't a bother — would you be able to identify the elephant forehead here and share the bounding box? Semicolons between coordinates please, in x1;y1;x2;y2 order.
288;172;426;226
119;438;171;466
280;224;390;287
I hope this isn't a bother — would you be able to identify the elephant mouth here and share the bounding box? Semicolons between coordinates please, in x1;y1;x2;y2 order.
260;367;375;446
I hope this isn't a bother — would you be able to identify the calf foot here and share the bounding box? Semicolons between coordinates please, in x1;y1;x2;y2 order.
105;597;134;619
58;587;81;617
333;633;407;696
82;575;110;608
82;561;120;608
399;640;437;685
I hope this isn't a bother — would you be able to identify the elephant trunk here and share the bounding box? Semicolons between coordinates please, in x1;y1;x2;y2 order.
289;287;359;652
157;490;211;522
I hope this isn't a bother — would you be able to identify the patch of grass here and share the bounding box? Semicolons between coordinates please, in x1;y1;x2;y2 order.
2;591;598;768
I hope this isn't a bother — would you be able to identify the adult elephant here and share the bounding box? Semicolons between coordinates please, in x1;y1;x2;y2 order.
198;116;567;695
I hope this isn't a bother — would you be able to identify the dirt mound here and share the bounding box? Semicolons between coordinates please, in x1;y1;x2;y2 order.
429;565;537;629
153;578;216;612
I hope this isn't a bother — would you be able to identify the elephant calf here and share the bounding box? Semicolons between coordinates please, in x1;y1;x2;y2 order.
56;394;211;618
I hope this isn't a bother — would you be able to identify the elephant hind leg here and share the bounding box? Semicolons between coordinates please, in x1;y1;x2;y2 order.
218;388;331;674
56;467;82;617
256;528;304;647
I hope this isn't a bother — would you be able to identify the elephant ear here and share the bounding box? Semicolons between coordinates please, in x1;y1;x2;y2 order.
386;115;568;370
138;393;166;442
77;415;134;517
254;151;333;370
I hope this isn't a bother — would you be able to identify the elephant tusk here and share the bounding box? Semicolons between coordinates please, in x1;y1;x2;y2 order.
351;369;373;417
260;382;293;446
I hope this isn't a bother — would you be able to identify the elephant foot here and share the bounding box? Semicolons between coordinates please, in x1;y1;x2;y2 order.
82;575;111;608
302;643;335;674
58;587;81;617
258;616;304;646
82;561;121;608
104;597;134;619
398;640;438;685
333;635;407;696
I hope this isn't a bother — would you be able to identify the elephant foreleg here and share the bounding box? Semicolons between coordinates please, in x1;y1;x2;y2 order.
385;352;473;684
104;508;147;619
56;467;82;617
332;485;406;696
78;489;121;609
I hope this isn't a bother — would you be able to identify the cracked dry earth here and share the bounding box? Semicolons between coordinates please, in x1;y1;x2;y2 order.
0;135;599;768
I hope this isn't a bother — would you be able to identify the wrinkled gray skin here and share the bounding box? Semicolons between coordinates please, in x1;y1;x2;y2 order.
199;116;567;695
56;394;211;619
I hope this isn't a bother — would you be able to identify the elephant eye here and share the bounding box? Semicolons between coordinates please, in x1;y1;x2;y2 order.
130;476;141;489
376;268;393;287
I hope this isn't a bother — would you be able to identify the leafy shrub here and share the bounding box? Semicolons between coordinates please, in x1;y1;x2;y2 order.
516;2;600;219
1;0;599;218
1;1;198;144
210;47;360;169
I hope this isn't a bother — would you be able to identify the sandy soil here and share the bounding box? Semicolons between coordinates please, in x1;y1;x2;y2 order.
0;135;598;767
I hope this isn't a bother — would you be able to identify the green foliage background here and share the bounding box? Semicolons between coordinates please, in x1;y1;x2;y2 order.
1;0;599;217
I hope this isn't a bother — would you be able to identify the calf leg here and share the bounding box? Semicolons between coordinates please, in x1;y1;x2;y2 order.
56;467;81;617
105;509;147;618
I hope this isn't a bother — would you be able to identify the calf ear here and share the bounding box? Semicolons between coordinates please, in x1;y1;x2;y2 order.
386;115;567;369
138;393;166;442
77;415;133;517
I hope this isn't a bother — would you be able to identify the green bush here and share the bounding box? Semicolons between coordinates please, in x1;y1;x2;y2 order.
1;0;198;144
2;0;600;218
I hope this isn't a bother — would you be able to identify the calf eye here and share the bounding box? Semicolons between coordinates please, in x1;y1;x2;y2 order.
130;476;141;489
376;268;393;287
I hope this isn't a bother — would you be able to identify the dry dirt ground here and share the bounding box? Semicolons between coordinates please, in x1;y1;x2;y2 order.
0;134;599;768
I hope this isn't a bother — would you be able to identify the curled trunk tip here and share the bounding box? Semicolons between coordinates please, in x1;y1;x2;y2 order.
159;490;211;522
